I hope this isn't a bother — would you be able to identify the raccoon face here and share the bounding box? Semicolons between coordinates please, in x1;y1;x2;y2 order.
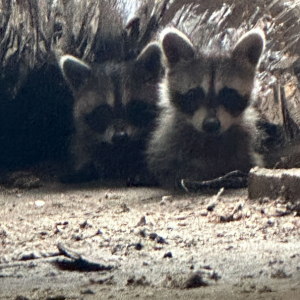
161;28;265;135
60;42;162;148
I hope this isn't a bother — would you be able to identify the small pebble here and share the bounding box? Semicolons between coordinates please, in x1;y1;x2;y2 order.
35;200;45;208
19;251;41;261
267;218;275;226
149;233;157;240
81;289;95;295
163;252;172;258
46;296;66;300
200;210;208;216
134;243;143;251
136;216;147;226
80;220;93;229
162;195;173;202
207;203;216;212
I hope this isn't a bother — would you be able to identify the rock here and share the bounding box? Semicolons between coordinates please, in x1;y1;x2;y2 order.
184;272;209;288
248;167;300;202
162;195;173;202
134;243;143;250
80;220;93;229
200;210;208;216
81;289;95;295
136;216;147;226
163;252;173;258
35;200;45;208
19;251;41;261
267;218;275;226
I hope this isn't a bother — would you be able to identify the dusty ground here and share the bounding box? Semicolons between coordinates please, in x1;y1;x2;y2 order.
1;181;300;300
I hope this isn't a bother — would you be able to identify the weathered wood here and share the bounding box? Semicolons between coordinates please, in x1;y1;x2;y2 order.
248;167;300;201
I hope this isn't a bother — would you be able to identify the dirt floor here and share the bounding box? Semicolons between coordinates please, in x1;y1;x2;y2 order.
1;181;300;300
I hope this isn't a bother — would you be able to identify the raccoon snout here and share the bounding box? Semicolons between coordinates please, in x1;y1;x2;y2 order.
202;117;221;134
112;132;129;145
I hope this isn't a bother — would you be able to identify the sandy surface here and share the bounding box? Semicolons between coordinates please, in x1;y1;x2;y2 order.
1;182;300;300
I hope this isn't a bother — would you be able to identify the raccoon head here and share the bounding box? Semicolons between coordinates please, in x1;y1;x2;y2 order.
160;28;265;135
60;42;163;147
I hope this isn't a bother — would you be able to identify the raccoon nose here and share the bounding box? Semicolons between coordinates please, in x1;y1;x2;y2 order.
112;132;128;145
202;117;221;134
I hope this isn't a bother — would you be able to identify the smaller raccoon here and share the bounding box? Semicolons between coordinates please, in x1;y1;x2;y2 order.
60;42;163;184
147;28;265;188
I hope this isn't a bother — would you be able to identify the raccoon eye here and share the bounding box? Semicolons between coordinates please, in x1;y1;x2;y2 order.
126;100;158;127
218;87;248;114
173;88;205;115
185;89;202;100
84;104;113;133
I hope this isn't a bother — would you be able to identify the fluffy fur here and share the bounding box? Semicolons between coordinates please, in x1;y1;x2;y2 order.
60;43;163;183
147;28;265;188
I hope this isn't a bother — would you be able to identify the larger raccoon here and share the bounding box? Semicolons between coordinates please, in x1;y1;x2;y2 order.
147;28;265;188
60;42;163;184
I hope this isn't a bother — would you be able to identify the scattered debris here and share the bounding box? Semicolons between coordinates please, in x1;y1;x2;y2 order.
182;171;248;192
210;271;221;281
55;243;114;272
79;220;93;229
126;275;150;286
136;216;147;226
271;269;292;279
149;233;168;244
207;187;225;212
119;203;130;213
184;272;209;288
220;202;244;222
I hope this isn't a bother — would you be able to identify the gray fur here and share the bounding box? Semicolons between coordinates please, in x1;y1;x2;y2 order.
60;43;163;181
147;28;265;188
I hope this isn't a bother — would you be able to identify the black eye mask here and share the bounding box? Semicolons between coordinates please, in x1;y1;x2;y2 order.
84;104;113;133
217;87;249;115
171;87;205;116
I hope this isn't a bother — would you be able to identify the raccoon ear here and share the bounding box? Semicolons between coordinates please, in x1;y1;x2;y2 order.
60;55;91;91
136;42;163;81
161;28;195;66
232;29;265;67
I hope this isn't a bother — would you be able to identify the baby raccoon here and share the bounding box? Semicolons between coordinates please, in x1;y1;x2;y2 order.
147;28;265;188
60;42;163;183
